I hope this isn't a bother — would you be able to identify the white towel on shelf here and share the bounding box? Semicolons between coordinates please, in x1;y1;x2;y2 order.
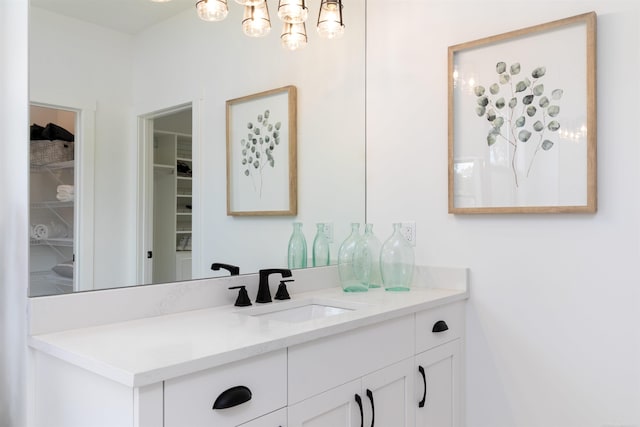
56;184;75;202
31;222;68;240
56;193;74;202
32;224;49;240
57;185;74;194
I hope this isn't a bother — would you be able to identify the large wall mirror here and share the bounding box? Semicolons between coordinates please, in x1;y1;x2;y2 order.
28;0;366;297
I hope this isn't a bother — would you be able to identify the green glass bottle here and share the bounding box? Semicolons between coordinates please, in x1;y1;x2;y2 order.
287;222;307;269
380;223;414;291
312;223;331;267
338;223;368;292
354;224;382;288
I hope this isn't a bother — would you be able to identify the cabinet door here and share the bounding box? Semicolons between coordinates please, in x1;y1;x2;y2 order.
238;408;287;427
415;340;461;427
362;358;414;427
288;380;363;427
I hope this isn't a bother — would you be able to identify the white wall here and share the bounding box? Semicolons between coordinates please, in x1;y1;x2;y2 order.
30;8;137;290
131;2;366;277
0;1;29;425
367;1;640;426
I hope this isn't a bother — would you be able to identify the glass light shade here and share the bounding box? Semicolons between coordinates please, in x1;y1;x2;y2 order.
235;0;264;6
196;0;229;22
281;22;307;50
242;2;271;37
150;0;172;3
317;0;344;39
278;0;308;24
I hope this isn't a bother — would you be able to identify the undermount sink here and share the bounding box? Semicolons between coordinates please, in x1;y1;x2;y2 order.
237;298;365;323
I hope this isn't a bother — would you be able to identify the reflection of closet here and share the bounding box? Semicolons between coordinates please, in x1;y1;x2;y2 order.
29;106;76;296
152;124;193;283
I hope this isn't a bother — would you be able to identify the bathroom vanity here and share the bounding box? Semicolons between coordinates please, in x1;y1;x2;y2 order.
28;266;468;427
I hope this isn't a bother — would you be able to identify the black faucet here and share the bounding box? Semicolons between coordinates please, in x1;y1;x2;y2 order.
256;269;292;303
211;263;240;276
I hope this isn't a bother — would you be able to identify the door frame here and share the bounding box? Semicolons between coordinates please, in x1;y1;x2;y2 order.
30;100;96;292
137;102;199;285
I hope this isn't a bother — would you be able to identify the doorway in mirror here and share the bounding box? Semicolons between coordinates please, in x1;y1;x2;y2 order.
29;105;77;296
146;107;194;284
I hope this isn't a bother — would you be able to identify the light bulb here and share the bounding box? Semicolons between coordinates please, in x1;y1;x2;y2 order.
281;22;307;50
242;2;271;37
317;0;344;39
278;0;308;24
196;0;229;21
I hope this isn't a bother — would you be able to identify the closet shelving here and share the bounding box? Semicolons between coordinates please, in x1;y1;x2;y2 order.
153;130;192;282
30;147;75;295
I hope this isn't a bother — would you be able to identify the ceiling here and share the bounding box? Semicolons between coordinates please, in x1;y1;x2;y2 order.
30;0;195;35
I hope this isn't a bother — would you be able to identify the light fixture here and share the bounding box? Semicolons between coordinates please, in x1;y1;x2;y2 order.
281;22;307;50
195;0;345;49
277;0;308;24
317;0;344;39
150;0;172;3
235;0;264;6
242;2;271;38
196;0;229;22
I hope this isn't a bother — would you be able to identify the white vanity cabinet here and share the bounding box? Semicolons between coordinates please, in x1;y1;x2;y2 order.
164;349;286;427
287;302;464;427
30;290;466;427
288;349;415;427
287;315;416;427
414;302;465;427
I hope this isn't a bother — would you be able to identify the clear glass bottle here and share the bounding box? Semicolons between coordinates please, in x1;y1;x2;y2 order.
338;223;368;292
354;223;382;288
380;223;414;291
287;222;307;269
312;223;331;267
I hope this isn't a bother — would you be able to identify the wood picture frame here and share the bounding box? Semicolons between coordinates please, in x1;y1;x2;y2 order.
226;85;297;216
448;12;597;214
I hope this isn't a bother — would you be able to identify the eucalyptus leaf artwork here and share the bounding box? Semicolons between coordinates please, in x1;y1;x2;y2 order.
239;109;282;197
474;61;564;187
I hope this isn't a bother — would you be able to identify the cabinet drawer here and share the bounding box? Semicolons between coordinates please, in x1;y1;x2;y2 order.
164;349;287;427
288;314;414;404
415;302;464;353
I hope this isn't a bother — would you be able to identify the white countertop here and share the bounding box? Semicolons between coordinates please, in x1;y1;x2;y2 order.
29;285;468;388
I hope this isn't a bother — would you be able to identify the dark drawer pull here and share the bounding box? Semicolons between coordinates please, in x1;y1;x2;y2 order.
355;394;364;427
418;365;427;408
432;320;449;333
212;385;252;410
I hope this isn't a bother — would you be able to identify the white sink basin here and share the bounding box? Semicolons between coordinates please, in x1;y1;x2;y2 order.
237;298;365;323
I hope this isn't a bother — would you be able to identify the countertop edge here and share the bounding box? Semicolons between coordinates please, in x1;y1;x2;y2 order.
29;287;469;388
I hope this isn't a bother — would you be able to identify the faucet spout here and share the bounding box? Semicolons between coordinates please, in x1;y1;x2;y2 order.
257;268;292;303
211;263;240;276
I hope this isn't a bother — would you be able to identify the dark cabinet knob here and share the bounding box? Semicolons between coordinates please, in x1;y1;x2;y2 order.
212;385;252;410
432;320;449;333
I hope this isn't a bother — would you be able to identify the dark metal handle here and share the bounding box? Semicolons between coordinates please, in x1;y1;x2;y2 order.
418;365;427;408
212;385;252;410
366;389;375;427
355;394;364;427
432;320;449;333
211;262;240;276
